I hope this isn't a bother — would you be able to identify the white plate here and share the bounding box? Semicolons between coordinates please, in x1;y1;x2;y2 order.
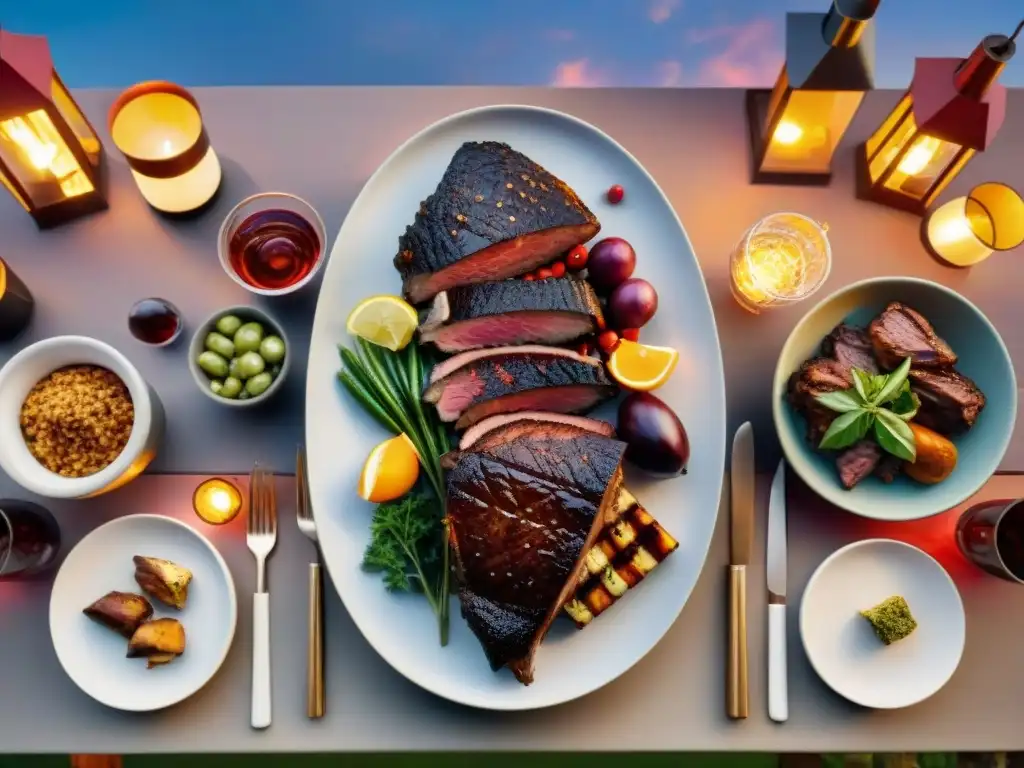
800;539;965;709
305;104;726;710
49;515;237;711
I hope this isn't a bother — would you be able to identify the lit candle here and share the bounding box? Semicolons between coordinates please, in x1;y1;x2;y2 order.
192;478;243;525
108;81;222;214
729;212;831;313
923;182;1024;267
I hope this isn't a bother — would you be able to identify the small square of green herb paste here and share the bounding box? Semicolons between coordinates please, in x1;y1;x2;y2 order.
860;595;917;645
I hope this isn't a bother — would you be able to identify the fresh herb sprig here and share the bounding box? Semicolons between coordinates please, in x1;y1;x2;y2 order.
362;491;444;606
337;339;451;645
815;357;921;461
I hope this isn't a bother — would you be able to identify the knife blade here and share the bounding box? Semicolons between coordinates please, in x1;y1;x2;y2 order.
727;422;755;720
767;459;788;723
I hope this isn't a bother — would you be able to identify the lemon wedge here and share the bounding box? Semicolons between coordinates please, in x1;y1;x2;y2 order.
606;339;679;392
346;295;419;351
358;434;420;503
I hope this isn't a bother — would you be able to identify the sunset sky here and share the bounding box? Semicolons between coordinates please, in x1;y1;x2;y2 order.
2;0;1022;88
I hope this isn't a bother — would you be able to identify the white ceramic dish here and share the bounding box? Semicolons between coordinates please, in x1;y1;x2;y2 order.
800;538;965;709
49;514;237;712
0;336;164;498
305;105;727;709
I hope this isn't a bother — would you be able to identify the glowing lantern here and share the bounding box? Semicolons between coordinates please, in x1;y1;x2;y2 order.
0;30;107;228
856;21;1022;215
923;182;1024;268
746;0;880;185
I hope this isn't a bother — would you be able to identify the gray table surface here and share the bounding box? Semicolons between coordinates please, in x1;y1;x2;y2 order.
1;87;1023;753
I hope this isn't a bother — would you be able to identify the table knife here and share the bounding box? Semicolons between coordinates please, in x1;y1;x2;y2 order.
767;459;788;723
728;421;755;720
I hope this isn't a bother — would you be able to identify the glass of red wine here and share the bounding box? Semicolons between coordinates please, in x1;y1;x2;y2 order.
0;500;61;579
128;297;183;346
217;192;326;296
956;498;1024;583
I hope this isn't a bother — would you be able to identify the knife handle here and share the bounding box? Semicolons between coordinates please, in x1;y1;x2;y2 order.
727;565;749;719
768;602;788;722
307;562;325;719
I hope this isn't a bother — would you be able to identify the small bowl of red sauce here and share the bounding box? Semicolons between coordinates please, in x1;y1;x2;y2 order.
217;192;327;297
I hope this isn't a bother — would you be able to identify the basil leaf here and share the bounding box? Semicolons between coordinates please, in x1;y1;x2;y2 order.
875;357;912;405
814;390;865;413
851;368;873;403
890;390;920;421
875;409;917;461
819;409;874;451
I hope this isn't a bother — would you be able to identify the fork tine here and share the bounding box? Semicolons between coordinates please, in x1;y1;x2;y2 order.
248;462;260;534
267;466;277;535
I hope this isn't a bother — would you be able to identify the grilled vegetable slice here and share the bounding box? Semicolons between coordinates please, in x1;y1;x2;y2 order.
133;556;193;610
564;487;679;628
83;591;154;638
127;618;186;658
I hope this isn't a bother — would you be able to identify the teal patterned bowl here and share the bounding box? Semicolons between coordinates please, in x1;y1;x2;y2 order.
773;277;1017;521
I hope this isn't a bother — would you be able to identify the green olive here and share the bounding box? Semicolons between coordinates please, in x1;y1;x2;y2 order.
228;356;243;379
245;372;273;397
215;314;243;336
259;335;286;364
205;331;235;359
236;351;265;379
233;322;264;353
219;376;243;399
197;350;229;379
270;364;282;378
237;390;251;401
210;379;224;394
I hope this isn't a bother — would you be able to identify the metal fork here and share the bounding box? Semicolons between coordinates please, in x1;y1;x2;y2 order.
247;462;277;729
296;444;325;718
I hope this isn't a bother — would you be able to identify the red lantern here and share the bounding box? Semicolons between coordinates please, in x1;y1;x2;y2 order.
856;21;1021;215
0;30;107;228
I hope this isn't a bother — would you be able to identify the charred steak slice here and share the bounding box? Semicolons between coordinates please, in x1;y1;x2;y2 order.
446;435;626;684
787;357;853;444
394;141;600;304
836;440;882;489
869;302;957;370
822;323;879;374
909;367;987;435
459;411;615;451
420;276;603;352
424;345;617;430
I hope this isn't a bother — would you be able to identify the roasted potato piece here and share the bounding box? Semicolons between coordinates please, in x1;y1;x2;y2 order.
127;618;186;658
146;653;178;669
905;423;958;484
83;591;154;638
133;556;193;610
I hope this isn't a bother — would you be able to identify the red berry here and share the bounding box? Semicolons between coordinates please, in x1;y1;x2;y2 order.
535;267;553;280
566;244;589;270
607;184;624;204
550;261;567;278
597;330;620;353
621;328;640;342
523;273;535;281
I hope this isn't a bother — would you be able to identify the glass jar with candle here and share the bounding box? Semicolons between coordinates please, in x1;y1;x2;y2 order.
729;212;831;313
0;258;34;342
923;182;1024;268
192;477;243;525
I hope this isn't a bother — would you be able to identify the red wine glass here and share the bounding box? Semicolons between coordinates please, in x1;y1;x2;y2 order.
0;500;61;579
128;297;183;346
955;498;1024;583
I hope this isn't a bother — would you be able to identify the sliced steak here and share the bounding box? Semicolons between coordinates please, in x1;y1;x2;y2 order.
822;323;878;374
874;454;903;484
446;434;626;684
869;302;957;370
836;440;882;489
420;276;603;352
909;367;986;435
394;142;600;304
459;411;615;451
787;357;853;444
424;345;617;430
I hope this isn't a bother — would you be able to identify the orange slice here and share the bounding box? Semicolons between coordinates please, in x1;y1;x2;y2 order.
358;433;420;503
606;340;679;391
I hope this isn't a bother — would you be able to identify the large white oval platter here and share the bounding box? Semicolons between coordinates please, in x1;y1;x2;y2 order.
305;105;726;710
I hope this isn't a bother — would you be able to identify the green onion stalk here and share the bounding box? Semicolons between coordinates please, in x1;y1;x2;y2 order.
337;339;451;645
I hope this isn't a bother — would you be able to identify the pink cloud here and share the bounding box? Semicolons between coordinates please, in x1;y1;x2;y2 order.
542;29;577;43
689;19;782;87
648;0;681;24
657;60;684;87
551;59;608;87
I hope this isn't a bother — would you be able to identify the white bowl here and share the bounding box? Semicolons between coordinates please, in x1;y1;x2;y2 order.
800;539;965;709
0;336;164;498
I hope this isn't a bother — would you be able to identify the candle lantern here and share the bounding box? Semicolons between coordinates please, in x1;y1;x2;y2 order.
0;30;107;228
192;477;243;525
108;81;222;215
729;212;832;314
856;21;1022;215
923;182;1024;268
746;0;880;185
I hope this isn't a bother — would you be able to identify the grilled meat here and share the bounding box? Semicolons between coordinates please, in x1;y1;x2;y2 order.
874;454;903;484
869;302;957;370
459;411;615;451
822;323;879;374
424;345;617;430
836;440;883;489
909;367;986;435
394;142;600;304
445;433;627;684
787;357;852;444
419;276;603;352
